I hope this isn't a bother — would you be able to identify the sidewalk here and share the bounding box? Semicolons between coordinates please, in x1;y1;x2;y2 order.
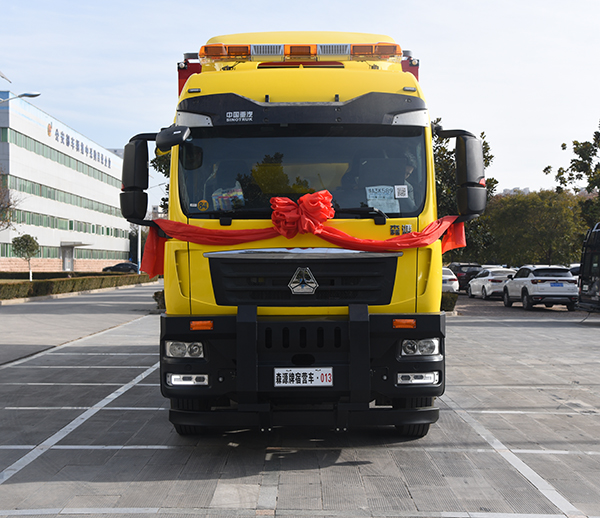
0;281;161;365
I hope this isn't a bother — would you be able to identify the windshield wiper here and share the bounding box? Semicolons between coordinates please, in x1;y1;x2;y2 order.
335;207;388;225
192;206;389;225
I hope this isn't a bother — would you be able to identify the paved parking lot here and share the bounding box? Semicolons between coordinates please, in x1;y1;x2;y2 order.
0;288;599;517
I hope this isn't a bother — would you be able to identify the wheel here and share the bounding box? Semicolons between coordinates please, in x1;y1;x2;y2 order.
467;285;474;298
566;302;576;311
170;398;210;435
395;423;430;438
503;290;513;307
393;398;433;438
522;291;533;310
173;423;202;436
482;287;489;300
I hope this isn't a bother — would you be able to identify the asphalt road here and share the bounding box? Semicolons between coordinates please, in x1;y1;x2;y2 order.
0;287;599;517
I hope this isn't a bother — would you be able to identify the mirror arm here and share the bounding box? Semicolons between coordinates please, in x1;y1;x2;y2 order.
434;127;476;139
129;133;158;143
128;218;158;227
455;214;480;223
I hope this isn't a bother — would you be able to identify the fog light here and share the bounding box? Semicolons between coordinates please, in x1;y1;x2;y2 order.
397;372;439;385
165;341;204;358
167;373;209;386
397;338;440;358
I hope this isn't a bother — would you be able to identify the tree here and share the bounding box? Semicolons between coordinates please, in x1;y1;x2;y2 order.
543;121;600;227
481;190;585;266
150;152;171;213
1;169;18;231
544;121;600;192
433;119;497;262
12;234;40;281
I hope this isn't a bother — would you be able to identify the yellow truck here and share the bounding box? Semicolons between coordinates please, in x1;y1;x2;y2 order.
121;32;486;437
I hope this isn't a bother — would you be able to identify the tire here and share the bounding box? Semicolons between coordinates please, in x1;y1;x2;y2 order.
395;423;430;438
503;290;513;307
467;285;474;298
522;291;533;310
566;302;576;311
173;424;202;436
170;398;210;435
482;287;489;300
393;397;433;438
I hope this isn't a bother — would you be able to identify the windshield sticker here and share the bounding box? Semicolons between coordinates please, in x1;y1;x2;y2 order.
394;185;410;199
226;111;253;123
212;182;245;211
365;185;400;213
197;200;209;211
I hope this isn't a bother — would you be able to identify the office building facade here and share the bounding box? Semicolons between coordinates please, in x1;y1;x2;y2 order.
0;91;129;272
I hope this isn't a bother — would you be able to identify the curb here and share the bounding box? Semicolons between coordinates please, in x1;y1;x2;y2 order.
0;280;160;306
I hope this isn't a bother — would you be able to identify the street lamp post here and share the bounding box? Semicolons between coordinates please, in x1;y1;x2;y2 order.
0;92;41;104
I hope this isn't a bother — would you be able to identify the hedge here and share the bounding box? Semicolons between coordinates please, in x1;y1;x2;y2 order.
0;271;127;280
441;292;459;312
0;273;154;300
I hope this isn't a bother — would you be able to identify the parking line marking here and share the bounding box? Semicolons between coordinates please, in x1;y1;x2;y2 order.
11;365;153;369
3;406;166;411
0;508;574;517
0;362;159;485
442;394;588;518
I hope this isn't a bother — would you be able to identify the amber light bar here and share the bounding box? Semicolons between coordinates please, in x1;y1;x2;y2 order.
350;43;402;59
199;42;402;63
190;320;214;331
392;319;417;329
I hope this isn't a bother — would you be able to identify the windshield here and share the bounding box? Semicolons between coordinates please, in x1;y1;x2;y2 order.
178;124;426;219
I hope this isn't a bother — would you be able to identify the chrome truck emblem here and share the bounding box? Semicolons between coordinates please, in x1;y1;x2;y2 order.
288;267;319;295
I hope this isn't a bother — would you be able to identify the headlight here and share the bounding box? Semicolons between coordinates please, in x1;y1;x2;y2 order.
397;338;440;359
166;341;204;358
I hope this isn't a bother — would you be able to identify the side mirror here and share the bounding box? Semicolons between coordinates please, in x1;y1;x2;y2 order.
121;136;153;222
454;134;486;217
434;126;487;218
120;191;148;220
122;139;149;191
455;135;484;186
156;125;191;152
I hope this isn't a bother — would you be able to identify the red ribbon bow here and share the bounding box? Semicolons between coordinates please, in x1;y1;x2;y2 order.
141;190;465;278
271;190;335;238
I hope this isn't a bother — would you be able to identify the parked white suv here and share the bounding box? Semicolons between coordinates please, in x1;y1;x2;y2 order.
503;265;578;311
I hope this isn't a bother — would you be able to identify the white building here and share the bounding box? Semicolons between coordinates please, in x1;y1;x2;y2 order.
0;91;129;272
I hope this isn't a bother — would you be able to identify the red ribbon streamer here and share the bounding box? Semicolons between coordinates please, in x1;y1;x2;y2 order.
141;190;465;278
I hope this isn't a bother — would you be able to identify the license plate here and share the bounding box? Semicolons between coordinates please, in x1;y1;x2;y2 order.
551;282;563;287
274;367;333;387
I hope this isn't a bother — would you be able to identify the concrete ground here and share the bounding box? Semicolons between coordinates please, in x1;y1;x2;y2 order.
0;288;598;517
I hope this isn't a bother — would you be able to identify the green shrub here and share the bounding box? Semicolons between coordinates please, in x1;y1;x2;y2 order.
0;273;153;300
441;292;459;312
0;282;33;300
153;290;165;309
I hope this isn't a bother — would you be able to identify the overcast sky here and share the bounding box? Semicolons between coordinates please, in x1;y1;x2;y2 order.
2;0;599;207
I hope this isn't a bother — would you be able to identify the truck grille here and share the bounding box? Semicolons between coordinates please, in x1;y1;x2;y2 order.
259;321;347;352
208;252;398;306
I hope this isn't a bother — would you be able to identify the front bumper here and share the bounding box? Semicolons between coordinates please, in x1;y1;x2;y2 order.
160;306;445;430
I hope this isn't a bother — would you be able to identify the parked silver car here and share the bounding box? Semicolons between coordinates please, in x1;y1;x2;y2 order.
503;265;578;310
467;268;516;299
